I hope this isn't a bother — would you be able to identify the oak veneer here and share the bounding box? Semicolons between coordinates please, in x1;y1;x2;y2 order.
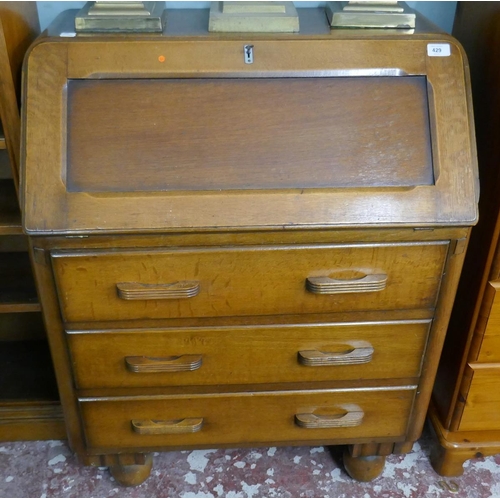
79;387;416;451
51;243;447;322
22;8;477;484
68;320;430;389
66;77;433;192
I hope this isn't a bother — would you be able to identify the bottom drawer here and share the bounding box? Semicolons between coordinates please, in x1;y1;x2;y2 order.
80;386;416;450
459;364;500;431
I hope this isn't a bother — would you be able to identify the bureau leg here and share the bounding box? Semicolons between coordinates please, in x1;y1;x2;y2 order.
342;448;386;482
108;454;153;486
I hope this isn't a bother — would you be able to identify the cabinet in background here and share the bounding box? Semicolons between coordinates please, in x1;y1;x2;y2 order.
0;2;64;441
429;2;500;476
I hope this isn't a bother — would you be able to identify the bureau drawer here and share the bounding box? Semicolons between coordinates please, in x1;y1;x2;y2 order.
458;364;500;431
52;243;447;323
79;387;415;450
68;320;430;389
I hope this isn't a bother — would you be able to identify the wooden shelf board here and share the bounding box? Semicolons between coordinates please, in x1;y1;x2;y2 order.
0;400;66;441
0;302;41;313
0;223;23;235
0;179;20;233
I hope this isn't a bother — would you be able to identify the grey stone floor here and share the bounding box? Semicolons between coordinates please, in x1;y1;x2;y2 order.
0;424;499;498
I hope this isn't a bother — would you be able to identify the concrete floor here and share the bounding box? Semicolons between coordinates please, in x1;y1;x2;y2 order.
1;424;499;498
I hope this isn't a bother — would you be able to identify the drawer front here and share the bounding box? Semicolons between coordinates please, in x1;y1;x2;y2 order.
69;320;430;389
459;364;500;431
52;243;447;323
475;281;500;363
80;387;415;450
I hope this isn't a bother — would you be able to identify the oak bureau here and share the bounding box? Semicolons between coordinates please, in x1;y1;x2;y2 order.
21;8;478;485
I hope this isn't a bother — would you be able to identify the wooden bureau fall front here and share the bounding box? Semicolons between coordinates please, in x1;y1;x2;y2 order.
21;9;478;485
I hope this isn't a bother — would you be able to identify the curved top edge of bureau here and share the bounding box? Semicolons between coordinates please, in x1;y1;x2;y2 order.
20;8;478;236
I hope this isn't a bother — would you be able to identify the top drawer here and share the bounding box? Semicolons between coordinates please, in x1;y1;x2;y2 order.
51;242;447;323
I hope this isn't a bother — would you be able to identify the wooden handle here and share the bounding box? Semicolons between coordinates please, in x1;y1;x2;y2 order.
295;411;364;429
125;355;202;373
116;281;200;300
298;345;374;367
306;274;387;294
131;418;203;435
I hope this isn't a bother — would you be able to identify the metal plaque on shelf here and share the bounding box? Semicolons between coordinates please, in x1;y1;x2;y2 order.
209;1;299;33
326;1;416;29
75;1;166;33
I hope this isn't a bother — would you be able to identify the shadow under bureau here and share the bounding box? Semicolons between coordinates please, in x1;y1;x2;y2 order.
21;8;478;485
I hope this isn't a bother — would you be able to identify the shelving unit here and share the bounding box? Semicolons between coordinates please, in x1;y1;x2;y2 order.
0;2;64;441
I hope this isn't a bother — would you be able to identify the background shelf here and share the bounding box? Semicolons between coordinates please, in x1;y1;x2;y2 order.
0;340;59;401
0;2;64;442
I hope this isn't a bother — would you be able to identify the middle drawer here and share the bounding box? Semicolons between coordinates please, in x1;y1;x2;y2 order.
68;320;430;389
52;242;447;323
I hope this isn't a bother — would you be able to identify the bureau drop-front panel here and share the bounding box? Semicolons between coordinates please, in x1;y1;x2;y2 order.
66;77;433;192
22;8;478;485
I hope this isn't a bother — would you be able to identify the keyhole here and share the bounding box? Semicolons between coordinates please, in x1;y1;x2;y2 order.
244;45;254;64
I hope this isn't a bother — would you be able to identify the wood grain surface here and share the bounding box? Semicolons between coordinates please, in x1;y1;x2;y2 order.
51;242;447;322
79;387;416;451
66;77;432;192
68;320;430;389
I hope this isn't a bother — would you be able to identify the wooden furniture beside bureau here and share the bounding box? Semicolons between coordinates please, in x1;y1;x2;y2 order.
21;8;478;485
0;2;64;441
428;2;500;476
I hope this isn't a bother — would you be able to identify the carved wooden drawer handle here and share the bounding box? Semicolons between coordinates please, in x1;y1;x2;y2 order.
131;418;204;435
306;274;387;294
295;411;364;429
298;345;374;367
116;281;200;300
125;355;203;373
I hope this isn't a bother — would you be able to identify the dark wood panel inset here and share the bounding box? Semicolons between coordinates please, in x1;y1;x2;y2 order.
0;179;21;234
0;252;39;306
67;77;433;193
0;312;45;341
0;340;59;401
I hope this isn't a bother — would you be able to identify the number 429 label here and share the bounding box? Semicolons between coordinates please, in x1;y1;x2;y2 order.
427;43;451;57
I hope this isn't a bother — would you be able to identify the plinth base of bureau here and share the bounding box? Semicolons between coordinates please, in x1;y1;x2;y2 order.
428;405;500;477
82;442;415;486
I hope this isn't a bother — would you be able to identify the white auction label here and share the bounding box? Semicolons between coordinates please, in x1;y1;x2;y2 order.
427;43;451;57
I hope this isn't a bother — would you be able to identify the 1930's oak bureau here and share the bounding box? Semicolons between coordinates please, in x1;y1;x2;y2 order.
21;8;478;485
